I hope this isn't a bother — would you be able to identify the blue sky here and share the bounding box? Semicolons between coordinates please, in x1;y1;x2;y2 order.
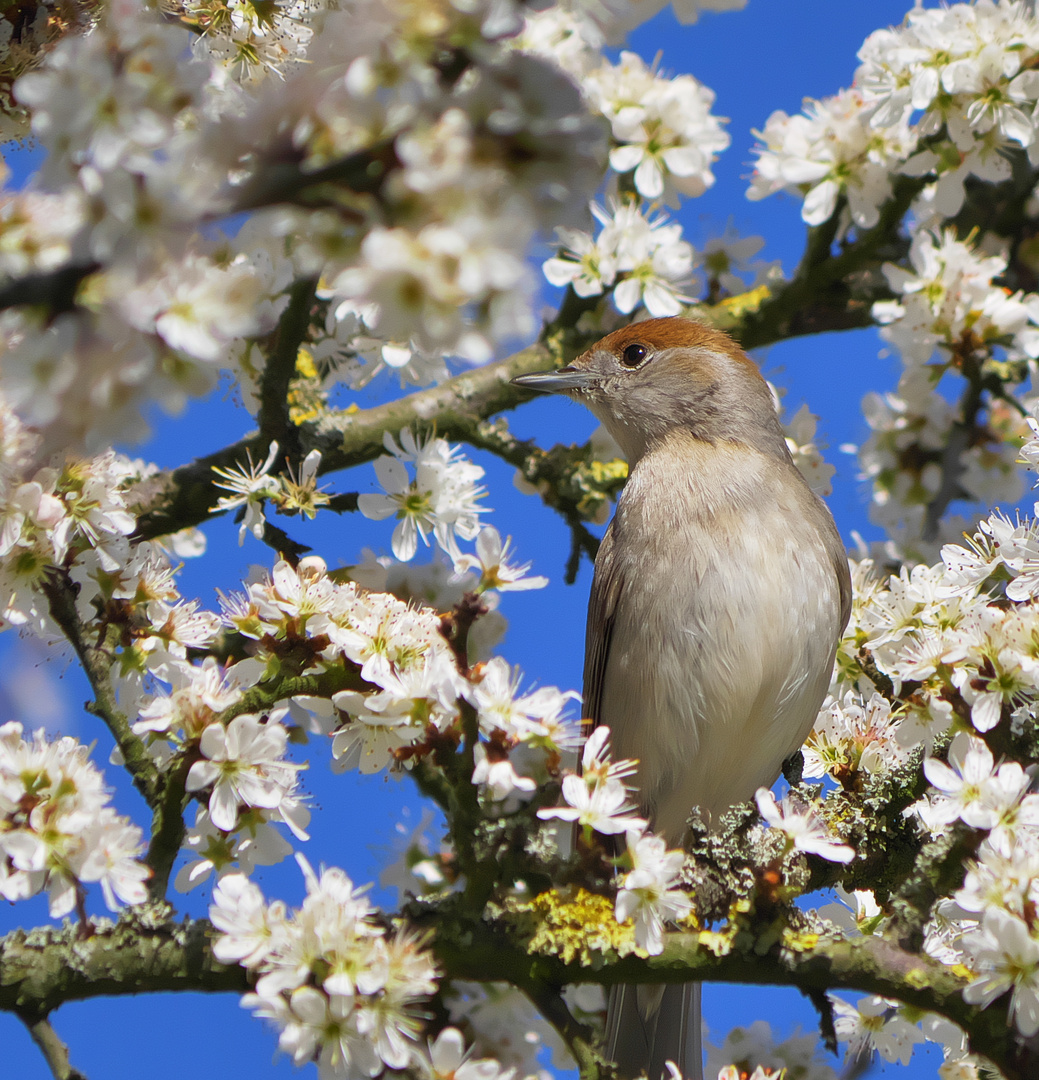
0;1;958;1077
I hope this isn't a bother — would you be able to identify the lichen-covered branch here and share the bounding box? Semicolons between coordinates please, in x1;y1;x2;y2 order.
0;913;246;1019
0;893;1025;1078
429;910;1017;1070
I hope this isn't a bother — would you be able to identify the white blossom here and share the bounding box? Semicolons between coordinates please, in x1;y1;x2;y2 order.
185;713;301;832
615;828;692;954
755;789;854;863
358;430;487;562
584;51;729;203
831;995;925;1065
538;726;646;835
218;856;439;1075
453;527;548;593
962;907;1039;1036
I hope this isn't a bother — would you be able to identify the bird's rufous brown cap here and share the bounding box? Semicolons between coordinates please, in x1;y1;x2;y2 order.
585;317;764;381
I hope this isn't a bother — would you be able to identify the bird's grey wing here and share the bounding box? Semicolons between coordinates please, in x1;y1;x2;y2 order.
589;531;704;1080
832;535;852;638
817;498;853;636
583;521;623;728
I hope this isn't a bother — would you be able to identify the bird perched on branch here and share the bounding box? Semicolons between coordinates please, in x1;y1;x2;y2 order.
513;317;851;1080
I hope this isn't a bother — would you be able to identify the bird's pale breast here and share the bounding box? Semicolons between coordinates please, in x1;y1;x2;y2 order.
594;436;844;844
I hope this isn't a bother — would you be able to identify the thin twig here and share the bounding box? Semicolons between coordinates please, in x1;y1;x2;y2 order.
257;276;319;458
143;751;196;899
41;571;160;808
259;518;311;564
22;1016;87;1080
0;262;100;315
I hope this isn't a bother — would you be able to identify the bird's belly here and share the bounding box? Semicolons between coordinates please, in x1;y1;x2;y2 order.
599;516;840;844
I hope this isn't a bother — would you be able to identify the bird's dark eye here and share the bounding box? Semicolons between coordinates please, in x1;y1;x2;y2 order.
620;343;648;368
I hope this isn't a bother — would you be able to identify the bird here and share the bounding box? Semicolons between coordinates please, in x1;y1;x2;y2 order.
512;317;851;1080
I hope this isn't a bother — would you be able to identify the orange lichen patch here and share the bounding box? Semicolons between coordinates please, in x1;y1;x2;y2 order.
586;317;761;376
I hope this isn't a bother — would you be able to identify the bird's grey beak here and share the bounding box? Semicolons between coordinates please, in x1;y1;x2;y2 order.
511;366;598;394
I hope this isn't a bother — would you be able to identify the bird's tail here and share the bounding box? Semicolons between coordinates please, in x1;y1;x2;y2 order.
604;982;703;1080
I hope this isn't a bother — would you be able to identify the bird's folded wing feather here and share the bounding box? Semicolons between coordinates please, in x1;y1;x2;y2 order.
582;521;622;728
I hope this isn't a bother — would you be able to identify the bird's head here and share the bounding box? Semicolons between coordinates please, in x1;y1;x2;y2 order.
512;317;788;464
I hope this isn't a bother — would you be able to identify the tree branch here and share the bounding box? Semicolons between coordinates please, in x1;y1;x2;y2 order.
0;902;1019;1077
736;177;922;351
423;901;1022;1079
230;140;399;213
130;194;917;548
143;753;195;900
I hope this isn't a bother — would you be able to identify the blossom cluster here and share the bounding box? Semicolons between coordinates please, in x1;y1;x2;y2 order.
239;0;606;366
0;0;617;437
171;701;311;891
1;3;281;456
806;498;1039;1046
855;229;1033;557
742;1;1039;560
748;88;915;228
536;722;855;964
543;201;696;318
0;397;167;636
213;442;328;546
750;0;1039;229
857;0;1039;216
528;6;741;322
582;50;728;204
816;548;1038;773
833;515;1039;750
0;721;149;916
217;543;565;801
211;859;438;1078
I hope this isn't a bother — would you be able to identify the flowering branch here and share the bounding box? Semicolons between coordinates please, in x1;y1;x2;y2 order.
417;899;1023;1079
737;176;922;350
131;236;894;552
